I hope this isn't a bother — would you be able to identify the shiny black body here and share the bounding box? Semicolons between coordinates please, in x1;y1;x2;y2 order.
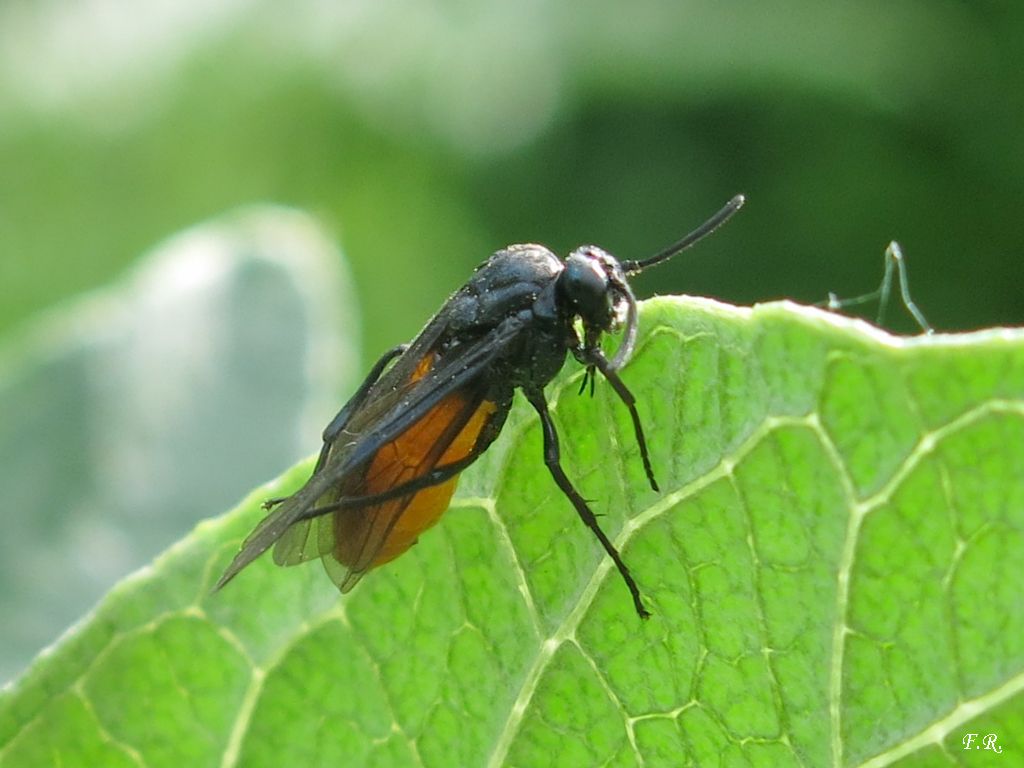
442;244;569;394
217;196;745;618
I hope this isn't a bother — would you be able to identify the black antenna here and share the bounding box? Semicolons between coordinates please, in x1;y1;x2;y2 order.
621;194;745;274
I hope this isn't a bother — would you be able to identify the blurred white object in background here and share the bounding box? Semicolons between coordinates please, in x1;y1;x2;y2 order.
0;206;357;682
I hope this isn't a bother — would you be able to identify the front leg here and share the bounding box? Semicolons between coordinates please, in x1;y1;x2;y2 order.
524;387;650;619
573;345;659;493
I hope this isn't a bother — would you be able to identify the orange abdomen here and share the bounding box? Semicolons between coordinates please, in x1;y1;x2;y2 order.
333;392;497;574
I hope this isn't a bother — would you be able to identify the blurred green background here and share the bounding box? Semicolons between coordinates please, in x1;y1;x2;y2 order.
1;1;1022;682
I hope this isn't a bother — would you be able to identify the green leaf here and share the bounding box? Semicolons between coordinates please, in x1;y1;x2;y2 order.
2;298;1022;767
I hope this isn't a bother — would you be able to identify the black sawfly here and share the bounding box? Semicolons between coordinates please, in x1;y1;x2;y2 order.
216;194;745;618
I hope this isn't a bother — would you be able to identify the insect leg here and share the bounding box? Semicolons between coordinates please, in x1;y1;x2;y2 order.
291;452;482;523
883;242;933;333
820;242;933;334
525;388;650;619
263;344;410;510
293;389;511;522
574;347;659;493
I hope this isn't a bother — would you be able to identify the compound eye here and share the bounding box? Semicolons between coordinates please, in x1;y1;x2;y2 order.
560;251;610;321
